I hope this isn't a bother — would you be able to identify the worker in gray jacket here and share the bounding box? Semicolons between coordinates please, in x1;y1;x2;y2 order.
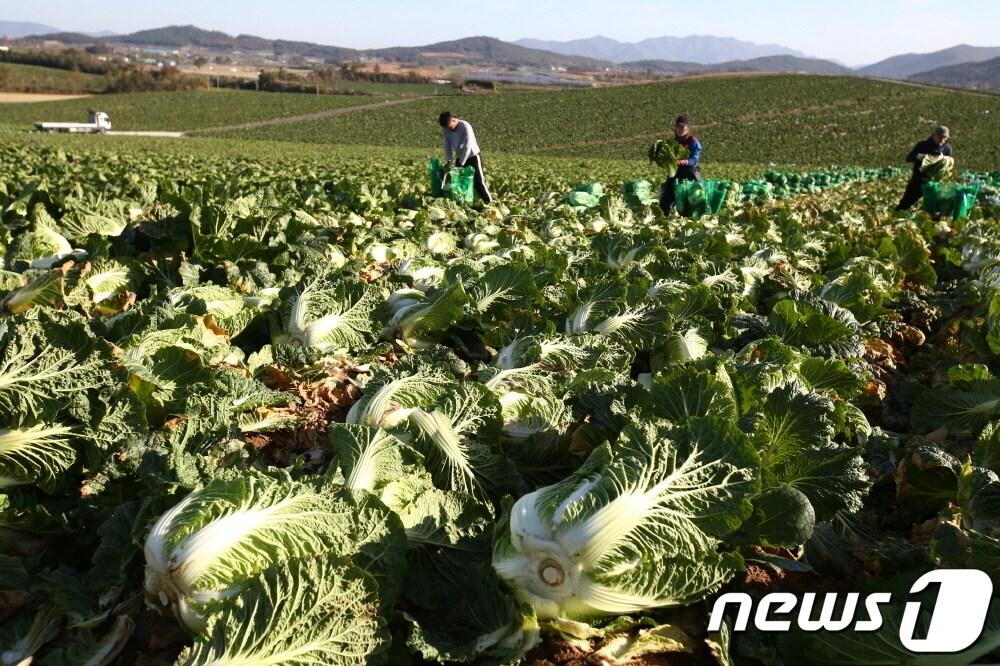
439;111;492;204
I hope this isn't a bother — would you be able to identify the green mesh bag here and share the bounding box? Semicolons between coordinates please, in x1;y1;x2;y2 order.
445;166;475;203
922;182;980;220
428;157;475;203
428;157;445;197
674;180;735;219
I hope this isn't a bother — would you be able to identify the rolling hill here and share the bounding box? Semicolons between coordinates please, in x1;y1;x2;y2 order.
621;55;851;76
516;34;806;64
859;44;1000;78
367;36;606;68
187;75;1000;169
910;56;1000;91
617;60;708;75
709;55;852;75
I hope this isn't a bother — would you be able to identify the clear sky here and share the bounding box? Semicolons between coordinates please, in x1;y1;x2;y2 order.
5;0;999;67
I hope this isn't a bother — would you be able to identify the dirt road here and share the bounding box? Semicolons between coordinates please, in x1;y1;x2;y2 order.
0;93;93;103
184;96;433;135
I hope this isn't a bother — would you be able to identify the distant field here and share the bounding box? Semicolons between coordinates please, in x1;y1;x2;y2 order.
321;80;456;96
0;62;107;94
206;75;1000;169
0;89;418;131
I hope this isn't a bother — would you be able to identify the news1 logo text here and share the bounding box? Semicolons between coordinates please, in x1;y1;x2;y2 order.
708;569;993;654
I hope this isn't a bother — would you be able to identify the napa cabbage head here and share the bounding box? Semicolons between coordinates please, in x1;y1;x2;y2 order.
143;473;373;632
492;417;758;619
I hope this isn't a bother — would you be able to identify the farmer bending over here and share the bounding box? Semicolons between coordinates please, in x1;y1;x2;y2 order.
659;114;703;216
439;111;493;204
896;125;953;211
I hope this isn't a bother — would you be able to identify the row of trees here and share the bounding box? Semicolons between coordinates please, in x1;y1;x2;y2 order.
0;47;440;95
0;48;114;75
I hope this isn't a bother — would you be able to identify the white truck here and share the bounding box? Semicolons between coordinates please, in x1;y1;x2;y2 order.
35;110;112;134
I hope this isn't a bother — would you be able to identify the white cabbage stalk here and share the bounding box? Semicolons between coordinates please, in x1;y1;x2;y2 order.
465;232;499;254
143;476;350;633
28;226;76;270
387;288;425;315
591;305;653;337
495;338;536;370
407;266;446;290
0;423;76;487
426;232;457;256
243;287;281;310
647;279;687;298
665;328;709;363
496;391;565;440
289;289;343;349
397;259;446;282
326;246;347;268
365;244;392;263
493;420;755;620
700;268;740;291
85;265;130;303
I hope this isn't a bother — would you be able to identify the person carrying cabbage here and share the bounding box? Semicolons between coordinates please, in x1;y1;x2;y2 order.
896;125;954;210
438;110;493;204
657;114;703;216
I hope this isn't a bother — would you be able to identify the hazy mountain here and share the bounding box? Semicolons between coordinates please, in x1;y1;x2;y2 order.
621;55;852;76
517;35;641;62
516;34;806;64
0;21;61;39
859;44;1000;78
910;55;1000;91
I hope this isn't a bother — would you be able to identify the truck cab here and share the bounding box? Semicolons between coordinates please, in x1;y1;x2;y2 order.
88;111;112;132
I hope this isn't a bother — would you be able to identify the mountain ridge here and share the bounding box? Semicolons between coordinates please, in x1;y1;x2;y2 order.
909;55;1000;91
516;34;807;64
0;20;62;39
859;44;1000;78
15;24;606;68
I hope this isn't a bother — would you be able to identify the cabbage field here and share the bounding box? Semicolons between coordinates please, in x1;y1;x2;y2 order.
2;138;1000;666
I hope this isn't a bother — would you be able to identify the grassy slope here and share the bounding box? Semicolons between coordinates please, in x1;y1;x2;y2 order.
0;63;107;94
0;89;408;131
208;75;1000;169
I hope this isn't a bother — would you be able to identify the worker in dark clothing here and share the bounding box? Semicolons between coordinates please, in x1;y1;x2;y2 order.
896;125;953;211
439;111;493;204
659;114;703;216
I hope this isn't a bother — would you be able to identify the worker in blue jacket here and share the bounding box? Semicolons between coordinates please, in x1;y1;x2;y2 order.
659;114;703;216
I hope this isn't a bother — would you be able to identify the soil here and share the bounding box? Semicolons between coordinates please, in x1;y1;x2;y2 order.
0;92;93;103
